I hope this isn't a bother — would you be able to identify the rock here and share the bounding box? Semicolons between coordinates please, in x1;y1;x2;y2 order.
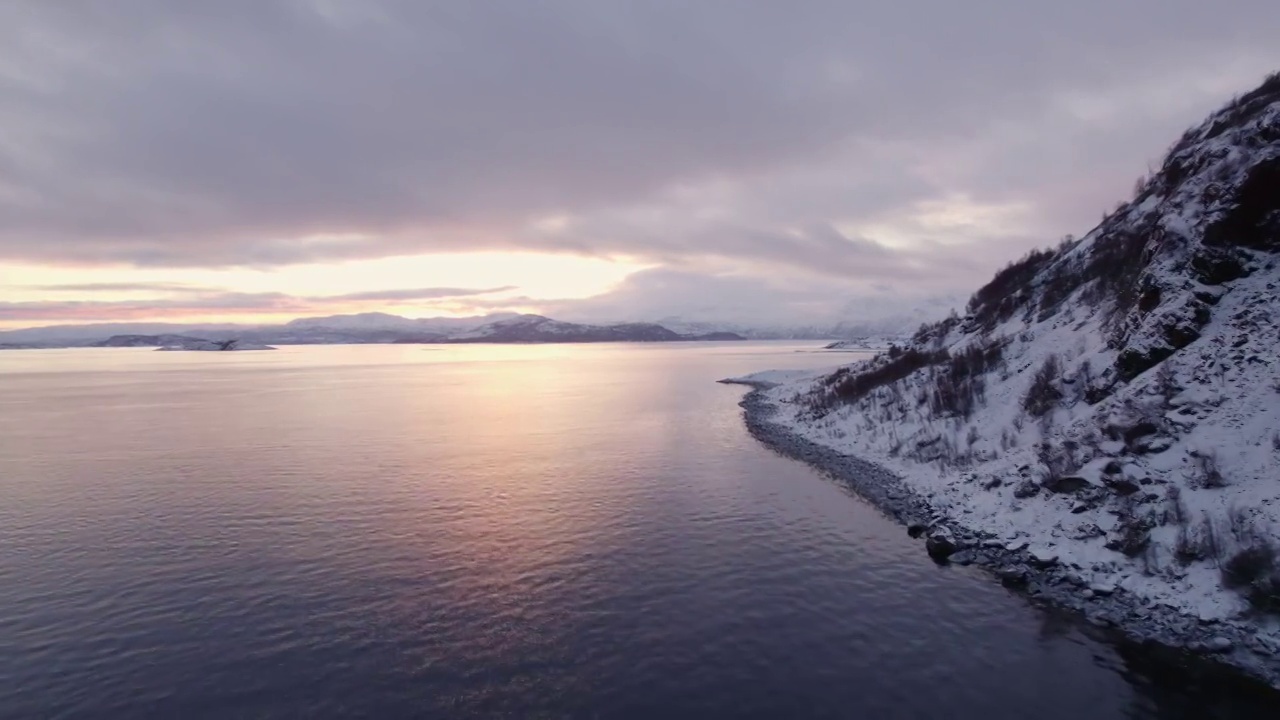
907;522;928;539
926;536;957;562
998;567;1029;588
1029;547;1059;568
1005;540;1028;552
1089;582;1117;596
983;477;1003;490
1135;437;1173;454
1206;636;1233;653
1082;589;1095;599
1122;421;1161;444
1044;475;1092;494
1013;479;1040;499
925;529;959;562
1069;523;1105;540
1105;525;1151;558
1104;477;1141;496
949;550;976;566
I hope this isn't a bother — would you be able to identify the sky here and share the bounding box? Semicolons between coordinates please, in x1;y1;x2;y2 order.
2;1;1279;330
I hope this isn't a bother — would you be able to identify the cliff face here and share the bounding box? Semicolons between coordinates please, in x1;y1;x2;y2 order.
758;73;1280;633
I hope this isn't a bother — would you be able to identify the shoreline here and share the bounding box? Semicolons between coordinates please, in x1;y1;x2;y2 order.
732;380;1280;690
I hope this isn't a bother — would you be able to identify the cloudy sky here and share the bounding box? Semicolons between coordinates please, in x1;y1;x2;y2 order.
1;1;1278;329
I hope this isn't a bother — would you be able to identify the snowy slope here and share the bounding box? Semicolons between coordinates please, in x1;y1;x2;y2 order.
748;73;1280;664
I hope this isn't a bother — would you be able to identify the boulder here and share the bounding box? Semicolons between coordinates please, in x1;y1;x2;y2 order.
1088;582;1116;596
1013;479;1041;499
1068;523;1105;540
1105;523;1151;558
1104;477;1141;496
998;567;1029;588
1044;475;1092;494
925;529;959;562
1029;547;1059;568
1122;421;1161;444
907;522;928;539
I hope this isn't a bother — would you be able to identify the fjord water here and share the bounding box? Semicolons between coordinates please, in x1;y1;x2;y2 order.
0;344;1272;718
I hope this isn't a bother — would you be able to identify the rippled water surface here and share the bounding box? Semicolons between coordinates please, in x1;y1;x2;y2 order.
1;343;1276;718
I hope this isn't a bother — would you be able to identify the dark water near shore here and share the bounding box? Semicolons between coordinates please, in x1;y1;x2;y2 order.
1;343;1276;718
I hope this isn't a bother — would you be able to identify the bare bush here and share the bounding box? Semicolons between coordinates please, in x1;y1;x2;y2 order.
1190;450;1227;488
1035;438;1080;482
1222;542;1280;614
1175;514;1221;566
929;338;1006;419
967;247;1064;331
1154;361;1180;406
1164;486;1187;528
1212;506;1280;614
1023;354;1063;417
827;348;948;406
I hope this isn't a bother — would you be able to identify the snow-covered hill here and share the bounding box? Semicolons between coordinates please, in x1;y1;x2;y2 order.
448;314;740;342
2;313;747;348
738;72;1280;679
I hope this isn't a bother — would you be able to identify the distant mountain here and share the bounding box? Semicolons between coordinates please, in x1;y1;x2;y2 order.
447;315;746;343
822;336;910;351
651;296;964;340
94;334;275;351
93;334;212;348
3;313;745;349
449;315;683;343
155;338;275;351
0;321;248;345
0;305;952;348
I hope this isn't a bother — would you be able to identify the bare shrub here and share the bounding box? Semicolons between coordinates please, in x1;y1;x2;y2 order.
1154;361;1180;406
1164;486;1187;528
828;348;948;406
966;247;1060;330
929;338;1006;419
1190;450;1227;488
1175;514;1221;566
1023;354;1063;417
1227;505;1256;546
1215;506;1280;614
1000;428;1016;451
1036;438;1078;481
1222;542;1280;613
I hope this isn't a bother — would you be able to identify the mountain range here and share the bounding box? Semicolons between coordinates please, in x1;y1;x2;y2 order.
0;313;747;349
0;307;946;349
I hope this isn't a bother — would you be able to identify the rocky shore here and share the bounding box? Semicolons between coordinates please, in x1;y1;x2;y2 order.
732;380;1280;689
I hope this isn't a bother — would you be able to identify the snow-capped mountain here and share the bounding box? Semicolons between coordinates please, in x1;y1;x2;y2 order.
282;312;520;334
652;294;964;340
448;314;736;343
26;314;747;349
740;72;1280;681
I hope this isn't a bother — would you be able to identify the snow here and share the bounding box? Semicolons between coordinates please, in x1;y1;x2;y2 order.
720;367;840;388
738;75;1280;676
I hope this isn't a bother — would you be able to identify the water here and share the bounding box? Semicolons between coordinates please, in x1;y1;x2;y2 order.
0;342;1275;718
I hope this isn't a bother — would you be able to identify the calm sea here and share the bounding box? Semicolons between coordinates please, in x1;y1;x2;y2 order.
0;343;1274;718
